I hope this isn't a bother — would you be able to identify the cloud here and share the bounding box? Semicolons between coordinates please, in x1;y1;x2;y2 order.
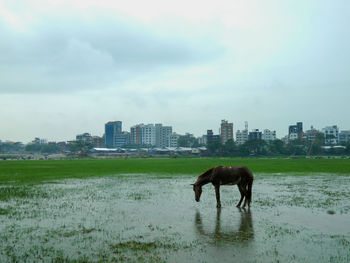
0;11;225;94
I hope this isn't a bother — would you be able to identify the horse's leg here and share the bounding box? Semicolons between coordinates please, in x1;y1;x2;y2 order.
236;185;245;208
215;185;221;208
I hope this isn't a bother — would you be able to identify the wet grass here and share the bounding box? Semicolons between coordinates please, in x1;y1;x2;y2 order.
0;157;350;185
0;185;49;201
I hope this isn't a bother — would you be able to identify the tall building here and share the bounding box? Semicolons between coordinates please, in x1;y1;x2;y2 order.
105;121;122;148
155;124;173;148
220;120;233;144
130;124;143;145
236;122;248;145
141;124;156;146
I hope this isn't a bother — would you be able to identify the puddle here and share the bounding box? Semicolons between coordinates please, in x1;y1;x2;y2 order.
1;173;350;262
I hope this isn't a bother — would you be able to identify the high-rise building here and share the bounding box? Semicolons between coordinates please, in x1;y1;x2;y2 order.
236;122;248;145
105;121;122;148
220;120;233;144
141;124;156;146
130;124;143;145
155;124;173;148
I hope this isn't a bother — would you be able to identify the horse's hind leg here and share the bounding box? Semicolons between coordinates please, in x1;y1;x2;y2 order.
215;185;221;208
236;185;246;208
242;184;249;208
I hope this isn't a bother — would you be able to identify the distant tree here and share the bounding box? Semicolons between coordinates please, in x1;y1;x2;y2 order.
240;139;267;156
207;140;223;156
25;143;42;152
69;141;93;153
41;144;60;153
267;139;285;155
222;139;238;156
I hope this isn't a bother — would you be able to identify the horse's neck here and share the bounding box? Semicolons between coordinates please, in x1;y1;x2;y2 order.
196;174;211;186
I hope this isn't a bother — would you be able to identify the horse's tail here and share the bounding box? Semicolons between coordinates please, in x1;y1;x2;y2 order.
246;171;254;204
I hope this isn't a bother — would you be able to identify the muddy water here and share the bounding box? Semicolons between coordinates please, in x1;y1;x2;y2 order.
1;173;350;262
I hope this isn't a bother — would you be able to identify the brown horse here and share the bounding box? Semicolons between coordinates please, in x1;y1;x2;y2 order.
192;166;254;208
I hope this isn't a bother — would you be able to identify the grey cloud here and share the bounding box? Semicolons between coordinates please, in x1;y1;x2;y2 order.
0;16;224;94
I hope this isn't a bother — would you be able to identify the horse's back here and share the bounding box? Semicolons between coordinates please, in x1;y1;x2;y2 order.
210;166;251;185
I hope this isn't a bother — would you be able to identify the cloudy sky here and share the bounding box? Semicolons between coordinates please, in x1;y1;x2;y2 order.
1;0;349;143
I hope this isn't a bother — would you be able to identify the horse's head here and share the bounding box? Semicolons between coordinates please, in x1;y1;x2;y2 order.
192;184;202;202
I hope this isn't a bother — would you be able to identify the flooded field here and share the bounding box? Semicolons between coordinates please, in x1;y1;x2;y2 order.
1;173;350;262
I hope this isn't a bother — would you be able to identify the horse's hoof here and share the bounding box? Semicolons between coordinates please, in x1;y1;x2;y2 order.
217;205;221;208
236;205;241;208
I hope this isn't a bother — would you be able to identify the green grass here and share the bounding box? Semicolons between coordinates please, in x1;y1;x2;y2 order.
0;157;350;184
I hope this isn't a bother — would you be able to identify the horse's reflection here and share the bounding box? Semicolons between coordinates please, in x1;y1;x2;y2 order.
195;208;254;243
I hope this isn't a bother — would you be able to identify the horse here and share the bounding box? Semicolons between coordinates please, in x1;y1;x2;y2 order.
191;166;254;208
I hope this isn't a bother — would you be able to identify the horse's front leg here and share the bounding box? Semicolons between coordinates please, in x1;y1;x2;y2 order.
215;185;221;208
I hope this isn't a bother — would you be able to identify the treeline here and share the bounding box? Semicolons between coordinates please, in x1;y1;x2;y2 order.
204;139;350;157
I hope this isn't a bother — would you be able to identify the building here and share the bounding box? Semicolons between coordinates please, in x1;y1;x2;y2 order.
262;129;276;142
289;122;303;140
220;120;233;144
248;129;262;140
198;135;207;145
207;130;220;144
339;130;350;144
288;133;298;141
168;133;180;147
303;126;318;142
322;125;339;145
105;121;122;148
236;129;248;145
115;132;130;147
130;124;143;145
92;136;104;148
155;124;172;148
141;124;156;146
236;121;249;145
76;133;92;144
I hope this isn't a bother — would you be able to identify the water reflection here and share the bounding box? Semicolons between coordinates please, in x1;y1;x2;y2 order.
194;208;254;243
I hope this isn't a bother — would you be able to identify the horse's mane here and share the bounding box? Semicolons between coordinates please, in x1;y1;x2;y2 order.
196;167;215;182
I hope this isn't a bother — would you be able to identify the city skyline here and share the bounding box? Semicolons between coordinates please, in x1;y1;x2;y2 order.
1;119;348;144
1;1;349;143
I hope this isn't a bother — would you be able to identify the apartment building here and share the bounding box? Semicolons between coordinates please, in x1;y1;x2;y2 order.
220;120;233;144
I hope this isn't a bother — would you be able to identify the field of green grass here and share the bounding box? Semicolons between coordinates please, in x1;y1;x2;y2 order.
1;157;350;184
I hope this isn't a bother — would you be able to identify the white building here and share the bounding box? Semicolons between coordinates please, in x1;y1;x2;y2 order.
322;125;339;145
141;124;156;146
236;129;248;145
262;129;276;142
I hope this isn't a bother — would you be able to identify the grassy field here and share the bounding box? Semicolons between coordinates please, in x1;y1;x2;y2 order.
1;157;350;184
1;157;350;262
